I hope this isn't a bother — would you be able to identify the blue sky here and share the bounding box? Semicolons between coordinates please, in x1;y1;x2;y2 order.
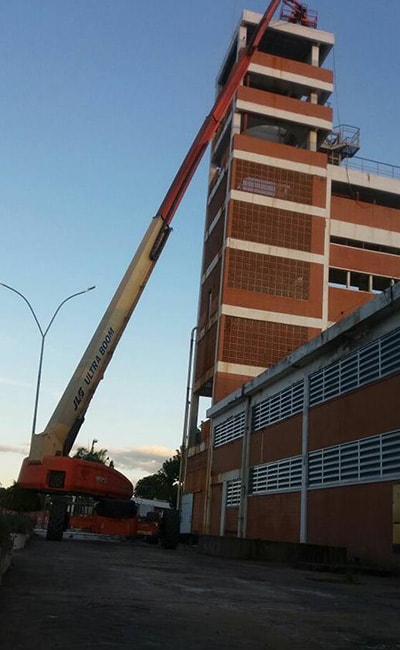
0;0;399;488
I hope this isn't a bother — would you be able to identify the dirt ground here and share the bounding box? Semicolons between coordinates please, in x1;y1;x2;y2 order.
1;534;400;650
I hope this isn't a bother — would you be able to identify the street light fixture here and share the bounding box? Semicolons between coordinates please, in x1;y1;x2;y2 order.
0;282;95;435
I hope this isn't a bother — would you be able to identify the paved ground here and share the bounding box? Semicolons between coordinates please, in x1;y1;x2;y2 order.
1;534;400;650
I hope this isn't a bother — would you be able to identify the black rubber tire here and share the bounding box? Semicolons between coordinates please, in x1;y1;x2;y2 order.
159;510;180;550
46;500;67;541
145;534;159;545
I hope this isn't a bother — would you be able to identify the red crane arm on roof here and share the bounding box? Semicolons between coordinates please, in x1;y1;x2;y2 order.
157;0;282;226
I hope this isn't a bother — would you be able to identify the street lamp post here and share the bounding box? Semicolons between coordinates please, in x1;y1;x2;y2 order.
0;283;95;435
176;326;197;511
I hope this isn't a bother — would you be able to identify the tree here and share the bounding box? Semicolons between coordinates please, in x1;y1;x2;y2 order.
159;454;180;485
73;439;112;465
133;474;167;501
134;451;181;507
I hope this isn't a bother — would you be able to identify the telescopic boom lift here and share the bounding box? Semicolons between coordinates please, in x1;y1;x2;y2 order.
18;0;282;533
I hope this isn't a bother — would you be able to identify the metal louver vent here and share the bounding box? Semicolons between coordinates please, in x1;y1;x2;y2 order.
310;327;400;407
214;411;246;447
252;381;304;431
308;430;400;487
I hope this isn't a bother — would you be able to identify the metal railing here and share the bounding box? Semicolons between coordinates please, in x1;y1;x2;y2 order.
340;156;400;180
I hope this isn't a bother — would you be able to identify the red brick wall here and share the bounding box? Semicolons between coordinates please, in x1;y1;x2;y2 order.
214;372;253;402
191;491;205;535
236;86;332;134
198;261;221;331
212;439;243;476
194;323;217;386
328;286;371;322
246;492;301;542
232;157;314;205
233;134;327;169
252;50;333;85
223;279;324;319
307;483;394;565
207;176;227;227
185;451;208;494
226;248;310;300
331;195;400;232
309;374;400;450
219;314;309;368
200;419;211;444
209;484;223;535
203;215;225;271
250;415;303;466
330;244;400;279
185;449;209;535
224;508;239;536
229;200;313;251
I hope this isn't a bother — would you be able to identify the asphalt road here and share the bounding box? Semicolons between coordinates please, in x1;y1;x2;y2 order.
1;534;400;650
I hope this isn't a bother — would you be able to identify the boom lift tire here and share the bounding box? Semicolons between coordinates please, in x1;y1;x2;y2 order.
46;499;68;541
159;510;180;550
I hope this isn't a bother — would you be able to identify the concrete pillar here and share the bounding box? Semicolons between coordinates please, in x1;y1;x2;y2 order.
308;130;318;152
311;43;319;66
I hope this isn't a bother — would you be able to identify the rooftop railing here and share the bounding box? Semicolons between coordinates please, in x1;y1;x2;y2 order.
340;156;400;180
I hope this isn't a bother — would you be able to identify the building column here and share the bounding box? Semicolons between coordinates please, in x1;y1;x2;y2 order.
300;376;310;543
311;43;319;67
308;90;318;151
308;129;318;152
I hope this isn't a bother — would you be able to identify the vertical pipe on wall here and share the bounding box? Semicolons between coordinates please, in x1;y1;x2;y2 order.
203;421;215;534
238;396;252;538
300;376;310;543
177;326;197;510
220;480;227;536
322;165;333;329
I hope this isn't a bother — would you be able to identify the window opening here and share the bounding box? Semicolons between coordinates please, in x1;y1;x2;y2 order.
331;236;400;257
329;267;398;294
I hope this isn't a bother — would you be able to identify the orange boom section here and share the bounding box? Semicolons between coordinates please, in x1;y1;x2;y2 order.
18;456;133;499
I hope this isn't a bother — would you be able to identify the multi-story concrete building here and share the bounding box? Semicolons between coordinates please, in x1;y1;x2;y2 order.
191;9;400;411
182;7;400;567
